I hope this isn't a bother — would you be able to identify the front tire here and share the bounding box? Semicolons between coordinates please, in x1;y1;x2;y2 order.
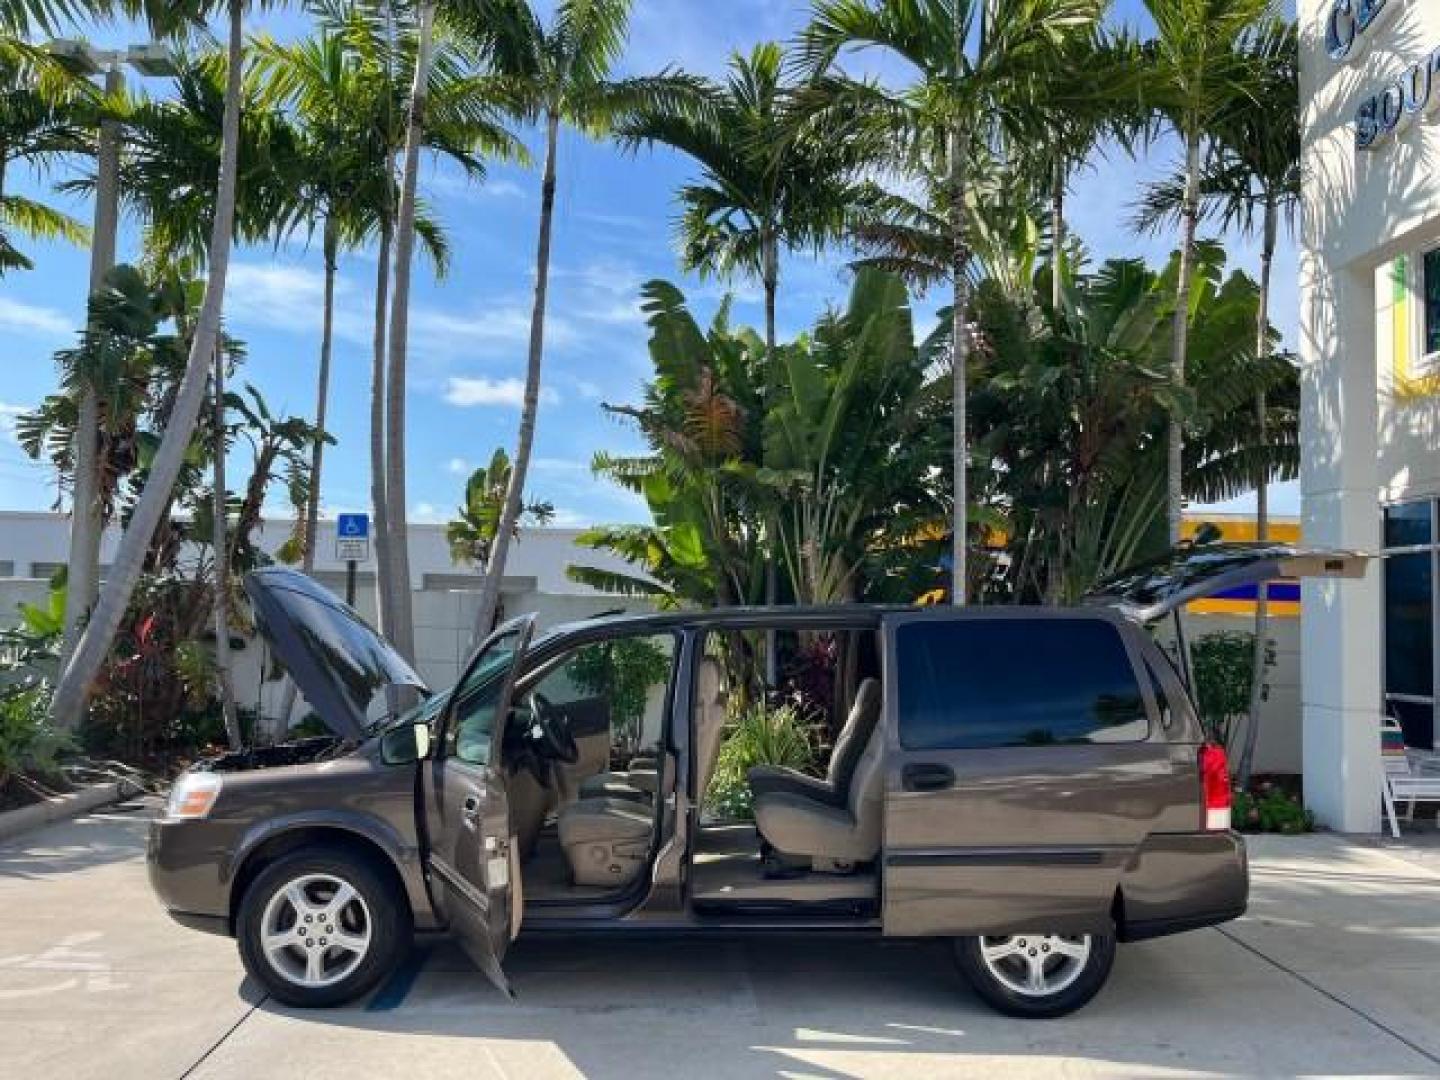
954;930;1115;1018
237;849;409;1008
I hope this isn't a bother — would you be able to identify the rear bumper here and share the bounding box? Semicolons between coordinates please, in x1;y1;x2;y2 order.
1117;830;1248;942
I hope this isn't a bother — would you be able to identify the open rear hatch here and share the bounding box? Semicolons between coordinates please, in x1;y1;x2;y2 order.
1082;543;1369;623
244;567;428;742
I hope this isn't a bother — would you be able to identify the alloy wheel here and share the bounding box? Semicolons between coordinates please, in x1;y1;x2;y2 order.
259;873;373;989
975;934;1092;998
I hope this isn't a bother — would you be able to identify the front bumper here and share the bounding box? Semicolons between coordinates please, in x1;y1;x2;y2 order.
147;816;239;933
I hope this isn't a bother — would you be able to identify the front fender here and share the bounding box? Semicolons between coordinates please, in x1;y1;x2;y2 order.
225;809;435;931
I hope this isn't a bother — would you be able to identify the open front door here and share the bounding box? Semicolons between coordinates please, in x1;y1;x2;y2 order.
424;615;536;996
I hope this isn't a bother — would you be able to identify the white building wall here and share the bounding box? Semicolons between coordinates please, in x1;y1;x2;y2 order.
1299;0;1440;830
0;512;653;722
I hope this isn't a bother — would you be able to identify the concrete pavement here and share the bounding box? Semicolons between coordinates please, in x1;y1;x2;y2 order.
3;804;1440;1079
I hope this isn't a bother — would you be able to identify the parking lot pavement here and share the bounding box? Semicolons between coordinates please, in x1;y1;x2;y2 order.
4;807;1440;1080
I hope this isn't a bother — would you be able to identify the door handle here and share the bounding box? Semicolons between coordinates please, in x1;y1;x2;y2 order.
903;762;955;792
462;794;482;822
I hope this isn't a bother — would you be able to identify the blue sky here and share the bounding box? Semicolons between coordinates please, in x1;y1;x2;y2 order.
0;0;1301;528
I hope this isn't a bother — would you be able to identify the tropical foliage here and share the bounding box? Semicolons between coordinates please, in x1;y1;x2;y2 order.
445;448;553;571
706;700;817;822
969;245;1299;604
0;0;1301;768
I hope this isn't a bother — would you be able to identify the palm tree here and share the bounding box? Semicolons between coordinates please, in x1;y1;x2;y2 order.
617;40;869;676
800;0;1105;605
50;0;251;732
452;0;708;646
251;10;505;583
1135;17;1298;783
445;447;553;571
618;43;865;396
381;0;437;667
0;40;90;274
1138;0;1274;546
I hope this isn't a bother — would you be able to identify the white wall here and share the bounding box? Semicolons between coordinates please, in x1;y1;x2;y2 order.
1298;0;1440;829
0;513;653;723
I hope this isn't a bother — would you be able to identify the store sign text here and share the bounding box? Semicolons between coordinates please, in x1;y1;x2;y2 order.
1328;0;1401;64
1356;44;1440;152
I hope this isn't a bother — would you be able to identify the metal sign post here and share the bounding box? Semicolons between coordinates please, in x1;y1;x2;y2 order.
335;513;371;607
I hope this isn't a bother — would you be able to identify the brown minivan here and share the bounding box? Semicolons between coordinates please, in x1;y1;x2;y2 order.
146;544;1365;1018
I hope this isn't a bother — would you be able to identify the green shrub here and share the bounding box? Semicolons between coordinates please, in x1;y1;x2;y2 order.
706;702;817;822
0;683;72;789
1191;631;1259;747
1234;784;1314;835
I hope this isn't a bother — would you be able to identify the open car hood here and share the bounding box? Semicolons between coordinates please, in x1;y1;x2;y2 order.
1082;543;1369;623
244;567;428;741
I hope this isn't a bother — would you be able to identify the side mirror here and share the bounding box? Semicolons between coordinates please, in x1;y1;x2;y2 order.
380;721;432;765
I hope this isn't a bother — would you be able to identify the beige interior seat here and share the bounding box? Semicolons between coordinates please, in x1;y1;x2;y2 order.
554;659;726;887
748;679;881;809
751;718;885;873
690;658;728;805
556;797;654;887
577;758;658;803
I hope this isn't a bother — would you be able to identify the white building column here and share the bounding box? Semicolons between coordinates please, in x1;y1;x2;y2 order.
1299;253;1382;833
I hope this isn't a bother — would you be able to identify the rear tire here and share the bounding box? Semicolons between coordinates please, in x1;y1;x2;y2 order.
954;929;1115;1019
237;849;410;1008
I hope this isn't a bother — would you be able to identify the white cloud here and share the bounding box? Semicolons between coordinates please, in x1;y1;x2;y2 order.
428;172;527;202
533;457;589;474
0;296;71;339
446;456;470;475
226;259;577;360
546;506;590;528
412;305;574;353
411;501;443;523
227;262;341;338
444;377;559;408
0;402;30;443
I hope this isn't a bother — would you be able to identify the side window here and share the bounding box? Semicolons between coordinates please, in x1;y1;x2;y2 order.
896;618;1149;750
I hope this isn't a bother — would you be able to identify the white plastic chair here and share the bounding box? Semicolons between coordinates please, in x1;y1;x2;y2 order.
1381;717;1440;838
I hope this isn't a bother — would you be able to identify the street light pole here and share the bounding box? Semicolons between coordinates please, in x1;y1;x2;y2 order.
62;61;123;667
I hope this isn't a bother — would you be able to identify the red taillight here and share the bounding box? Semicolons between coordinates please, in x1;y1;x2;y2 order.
1199;743;1232;831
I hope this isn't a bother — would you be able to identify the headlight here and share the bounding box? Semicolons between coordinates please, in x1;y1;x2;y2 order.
165;771;223;820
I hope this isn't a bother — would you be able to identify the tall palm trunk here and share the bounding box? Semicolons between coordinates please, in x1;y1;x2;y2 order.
1051;156;1065;313
471;111;560;645
948;135;970;607
62;64;124;669
211;342;242;750
949;9;969;608
371;222;394;637
1167;130;1202;548
1237;192;1278;784
762;226;779;684
302;216;339;574
50;0;247;731
384;0;437;665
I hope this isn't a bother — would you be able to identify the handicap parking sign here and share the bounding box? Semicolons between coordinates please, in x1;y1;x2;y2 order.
336;513;370;562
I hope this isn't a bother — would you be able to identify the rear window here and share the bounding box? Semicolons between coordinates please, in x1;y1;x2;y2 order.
895;618;1149;749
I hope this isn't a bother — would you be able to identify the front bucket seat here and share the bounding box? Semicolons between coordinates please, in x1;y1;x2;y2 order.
557;797;653;887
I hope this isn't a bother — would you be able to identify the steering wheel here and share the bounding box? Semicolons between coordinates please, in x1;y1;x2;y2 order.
527;693;579;766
